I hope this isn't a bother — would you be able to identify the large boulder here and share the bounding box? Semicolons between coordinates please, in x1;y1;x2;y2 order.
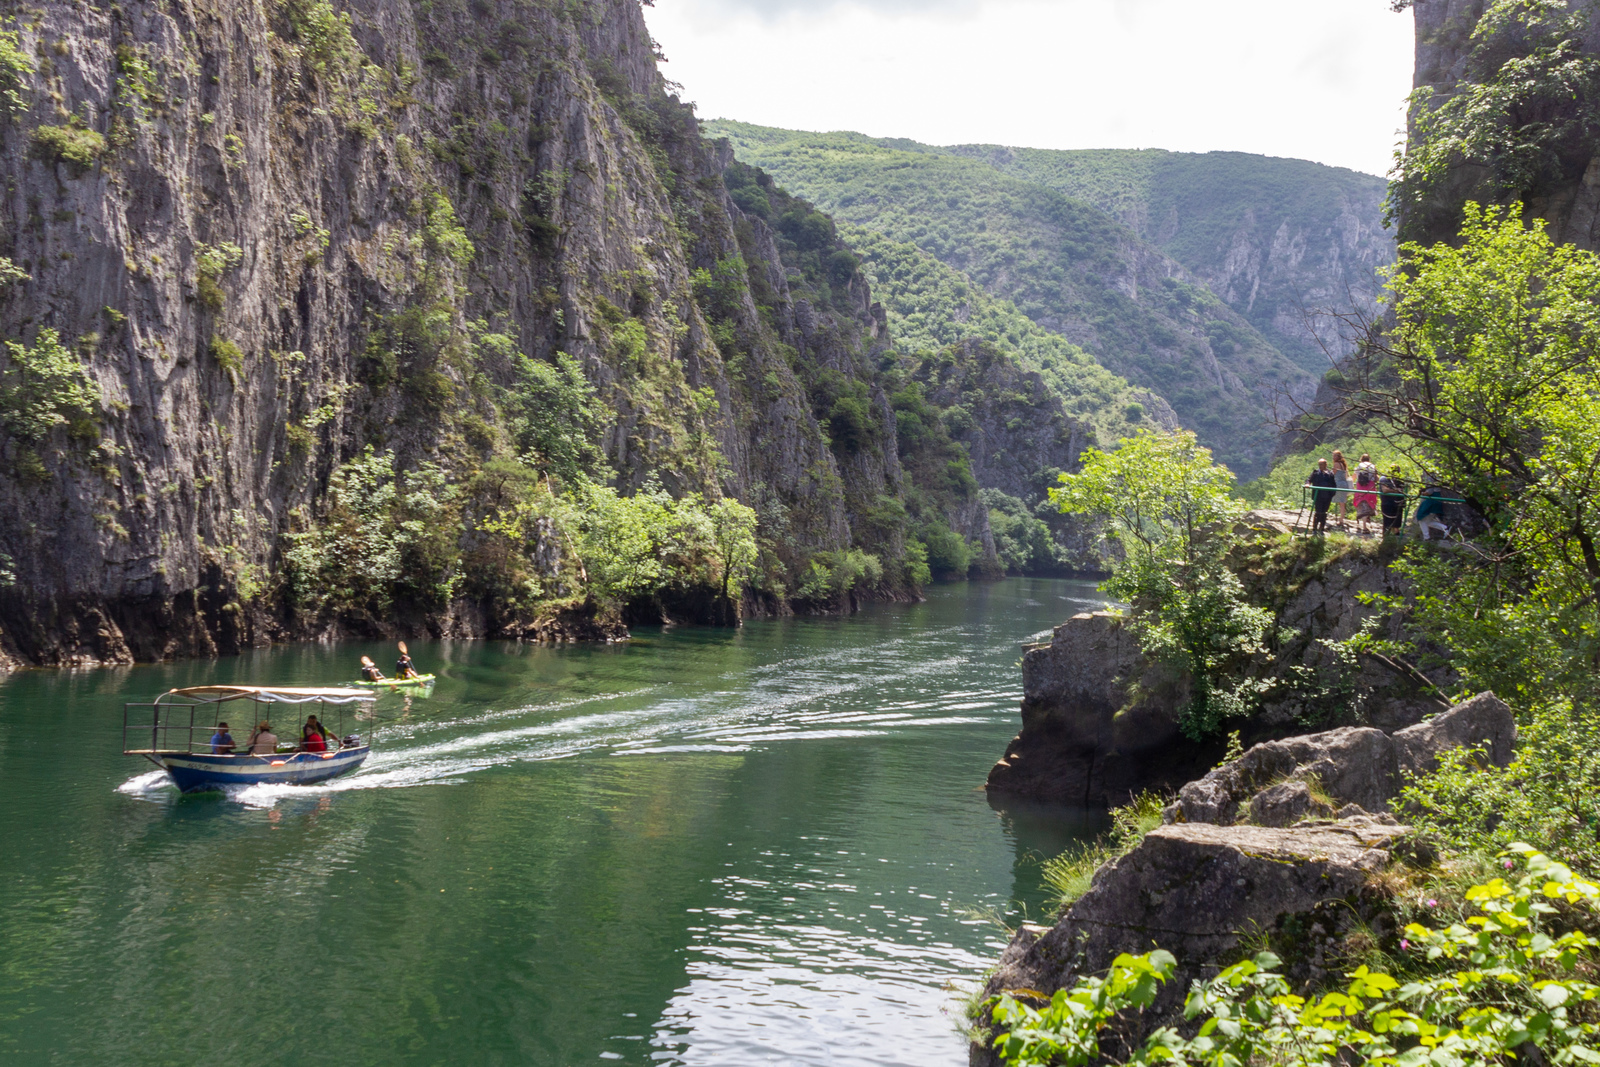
970;816;1410;1066
1166;692;1516;826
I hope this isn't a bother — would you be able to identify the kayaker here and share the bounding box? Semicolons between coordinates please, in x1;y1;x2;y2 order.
210;721;235;754
359;655;386;682
248;722;279;755
301;715;333;753
396;650;418;680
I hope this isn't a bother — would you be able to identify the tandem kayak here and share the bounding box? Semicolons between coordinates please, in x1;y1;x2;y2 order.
351;674;436;689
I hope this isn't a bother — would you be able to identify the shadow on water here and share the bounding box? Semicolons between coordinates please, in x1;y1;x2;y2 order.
0;578;1108;1067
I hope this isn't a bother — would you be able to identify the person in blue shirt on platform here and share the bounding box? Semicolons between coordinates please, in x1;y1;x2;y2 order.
210;722;235;754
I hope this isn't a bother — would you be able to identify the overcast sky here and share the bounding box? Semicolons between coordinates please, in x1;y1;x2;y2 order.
642;0;1416;177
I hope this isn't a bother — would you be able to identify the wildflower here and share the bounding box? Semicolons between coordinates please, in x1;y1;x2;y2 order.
1426;899;1438;907
1504;859;1515;869
1400;939;1410;950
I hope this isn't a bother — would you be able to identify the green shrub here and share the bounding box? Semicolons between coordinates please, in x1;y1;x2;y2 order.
195;242;243;311
921;522;972;579
209;335;244;381
283;448;461;617
0;328;98;443
30;124;105;173
1400;700;1600;873
794;549;883;603
0;30;34;114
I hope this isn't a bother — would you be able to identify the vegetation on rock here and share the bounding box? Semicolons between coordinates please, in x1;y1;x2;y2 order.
993;849;1600;1067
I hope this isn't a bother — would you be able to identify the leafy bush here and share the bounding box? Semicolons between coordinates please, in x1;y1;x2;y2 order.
993;848;1600;1066
0;30;34;114
920;522;972;579
1389;0;1600;241
502;350;608;484
195;242;243;311
986;488;1057;574
0;328;98;443
1401;700;1600;875
794;549;883;603
209;336;244;382
30;124;105;172
282;448;461;617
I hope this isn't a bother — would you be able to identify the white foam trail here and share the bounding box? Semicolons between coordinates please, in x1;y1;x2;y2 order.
116;769;173;796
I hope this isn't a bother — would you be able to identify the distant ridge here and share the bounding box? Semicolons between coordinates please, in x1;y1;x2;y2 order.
707;122;1389;476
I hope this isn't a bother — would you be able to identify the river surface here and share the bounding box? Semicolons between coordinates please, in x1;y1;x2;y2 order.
0;578;1106;1066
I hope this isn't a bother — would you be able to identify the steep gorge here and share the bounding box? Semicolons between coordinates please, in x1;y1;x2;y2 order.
0;0;1133;667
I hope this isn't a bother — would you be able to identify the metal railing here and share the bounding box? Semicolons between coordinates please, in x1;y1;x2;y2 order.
122;699;363;757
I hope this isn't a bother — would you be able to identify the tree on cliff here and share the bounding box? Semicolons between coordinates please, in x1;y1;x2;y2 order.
1331;204;1600;708
1051;430;1271;739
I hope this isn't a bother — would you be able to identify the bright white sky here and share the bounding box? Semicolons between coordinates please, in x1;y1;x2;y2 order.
642;0;1416;178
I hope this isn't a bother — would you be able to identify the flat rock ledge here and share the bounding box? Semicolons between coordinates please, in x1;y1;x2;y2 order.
970;816;1409;1067
1167;692;1516;826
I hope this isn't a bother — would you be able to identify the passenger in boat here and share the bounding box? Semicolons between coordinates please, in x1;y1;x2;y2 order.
396;651;417;679
248;722;279;755
210;722;235;754
359;655;385;682
301;715;333;753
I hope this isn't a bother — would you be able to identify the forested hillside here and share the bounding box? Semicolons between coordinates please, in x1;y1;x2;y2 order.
949;146;1393;372
707;122;1325;476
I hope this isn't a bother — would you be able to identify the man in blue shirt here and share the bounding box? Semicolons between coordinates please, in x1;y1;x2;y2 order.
210;722;235;754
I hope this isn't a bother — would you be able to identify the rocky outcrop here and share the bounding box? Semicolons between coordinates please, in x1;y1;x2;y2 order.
970;816;1410;1066
1167;692;1516;825
985;526;1448;806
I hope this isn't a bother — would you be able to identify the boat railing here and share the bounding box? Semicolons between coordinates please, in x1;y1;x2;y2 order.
122;701;363;758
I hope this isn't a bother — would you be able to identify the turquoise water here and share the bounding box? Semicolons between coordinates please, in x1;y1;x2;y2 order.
0;579;1105;1066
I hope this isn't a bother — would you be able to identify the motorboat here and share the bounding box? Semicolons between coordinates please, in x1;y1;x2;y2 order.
122;686;376;793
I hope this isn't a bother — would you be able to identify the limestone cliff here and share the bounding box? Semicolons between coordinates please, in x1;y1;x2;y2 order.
0;0;939;664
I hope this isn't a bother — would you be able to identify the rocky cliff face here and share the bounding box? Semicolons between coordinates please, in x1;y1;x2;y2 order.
1404;0;1600;248
0;0;937;664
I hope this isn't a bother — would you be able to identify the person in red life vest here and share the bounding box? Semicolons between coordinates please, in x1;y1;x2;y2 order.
301;715;334;752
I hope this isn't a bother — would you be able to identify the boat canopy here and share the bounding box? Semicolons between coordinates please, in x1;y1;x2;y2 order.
157;686;377;705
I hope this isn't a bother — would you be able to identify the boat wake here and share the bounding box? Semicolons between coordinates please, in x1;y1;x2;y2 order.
114;628;1024;809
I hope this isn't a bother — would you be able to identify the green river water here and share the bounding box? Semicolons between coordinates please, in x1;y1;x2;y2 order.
0;578;1106;1066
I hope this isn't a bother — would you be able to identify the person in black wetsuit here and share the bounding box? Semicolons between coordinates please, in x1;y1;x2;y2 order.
1308;458;1338;534
396;651;417;679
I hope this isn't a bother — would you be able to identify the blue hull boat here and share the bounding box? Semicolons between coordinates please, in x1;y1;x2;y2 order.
124;685;378;796
161;746;371;793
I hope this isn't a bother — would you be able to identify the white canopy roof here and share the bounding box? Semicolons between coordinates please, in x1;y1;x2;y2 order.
159;686;376;705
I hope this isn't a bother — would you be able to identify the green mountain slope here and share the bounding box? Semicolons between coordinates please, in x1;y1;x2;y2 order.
948;147;1394;372
838;224;1172;445
706;121;1313;477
